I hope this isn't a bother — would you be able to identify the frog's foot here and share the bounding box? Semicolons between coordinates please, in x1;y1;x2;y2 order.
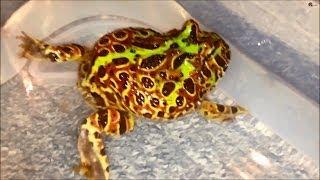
17;31;48;59
76;109;134;180
17;31;86;62
199;100;247;122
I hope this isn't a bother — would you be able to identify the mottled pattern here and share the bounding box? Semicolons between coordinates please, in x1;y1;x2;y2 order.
79;20;230;120
1;73;319;179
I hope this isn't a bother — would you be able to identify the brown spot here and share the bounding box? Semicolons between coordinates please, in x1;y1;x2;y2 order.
114;30;127;39
176;96;184;106
159;71;167;79
226;50;231;59
97;111;108;128
132;38;161;49
216;104;225;112
91;92;106;106
215;55;227;69
140;54;165;69
98;66;106;78
89;76;95;84
113;44;126;53
119;112;127;134
157;111;164;117
106;167;109;172
150;98;159;107
173;53;188;69
201;65;211;78
143;113;152;118
183;78;195;94
130;66;137;72
100;147;106;156
170;43;179;49
119;72;129;81
105;92;116;103
81;119;87;125
169;106;175;113
231;106;238;114
94;132;101;139
135;93;145;105
98;49;109;56
162;82;175;96
99;36;109;44
98;119;107;128
141;77;154;89
112;57;129;65
204;111;208;116
190;25;198;42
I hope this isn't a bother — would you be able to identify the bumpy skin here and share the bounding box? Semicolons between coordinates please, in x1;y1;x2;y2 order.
18;19;246;180
79;20;231;119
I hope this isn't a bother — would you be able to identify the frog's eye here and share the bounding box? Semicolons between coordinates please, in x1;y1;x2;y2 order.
48;52;59;62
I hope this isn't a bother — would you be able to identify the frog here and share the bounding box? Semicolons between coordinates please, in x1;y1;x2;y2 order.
18;19;247;179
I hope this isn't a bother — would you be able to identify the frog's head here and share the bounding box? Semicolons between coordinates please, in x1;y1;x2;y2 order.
180;19;231;86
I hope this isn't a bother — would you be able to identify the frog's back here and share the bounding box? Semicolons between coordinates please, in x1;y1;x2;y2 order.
79;20;231;119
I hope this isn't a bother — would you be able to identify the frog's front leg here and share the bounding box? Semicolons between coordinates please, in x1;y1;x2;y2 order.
76;109;134;180
17;31;86;62
199;100;247;121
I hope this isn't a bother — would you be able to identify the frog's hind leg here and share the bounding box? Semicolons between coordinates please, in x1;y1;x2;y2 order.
76;109;134;179
199;100;247;122
17;31;86;62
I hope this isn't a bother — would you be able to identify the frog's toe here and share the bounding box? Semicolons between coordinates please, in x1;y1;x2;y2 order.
77;120;109;180
17;31;46;59
199;100;248;122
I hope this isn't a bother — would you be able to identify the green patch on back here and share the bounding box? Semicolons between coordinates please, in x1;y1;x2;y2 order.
92;22;202;73
165;59;196;106
180;60;195;77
